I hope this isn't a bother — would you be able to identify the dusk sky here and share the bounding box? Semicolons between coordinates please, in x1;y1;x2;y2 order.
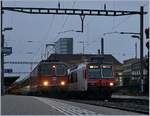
3;0;149;79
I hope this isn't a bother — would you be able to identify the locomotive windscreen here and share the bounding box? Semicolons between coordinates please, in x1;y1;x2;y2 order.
40;65;53;75
88;64;101;78
40;63;67;76
88;64;113;78
88;68;102;78
101;65;113;78
56;64;68;76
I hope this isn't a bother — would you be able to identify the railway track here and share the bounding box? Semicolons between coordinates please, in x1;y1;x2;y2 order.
23;92;149;114
42;93;149;114
68;98;149;114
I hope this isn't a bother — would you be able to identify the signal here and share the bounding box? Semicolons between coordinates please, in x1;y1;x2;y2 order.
145;28;149;50
145;28;149;39
146;41;149;49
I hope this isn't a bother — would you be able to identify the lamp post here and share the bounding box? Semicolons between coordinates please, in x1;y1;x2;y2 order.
121;7;144;93
118;8;144;94
103;8;144;93
120;31;144;93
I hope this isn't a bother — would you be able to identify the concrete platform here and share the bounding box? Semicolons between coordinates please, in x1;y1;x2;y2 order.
1;95;143;115
1;95;63;115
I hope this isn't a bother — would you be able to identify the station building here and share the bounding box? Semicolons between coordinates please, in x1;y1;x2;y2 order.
122;57;148;94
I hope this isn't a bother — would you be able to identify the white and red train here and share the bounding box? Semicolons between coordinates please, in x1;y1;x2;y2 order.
7;60;116;99
68;62;116;98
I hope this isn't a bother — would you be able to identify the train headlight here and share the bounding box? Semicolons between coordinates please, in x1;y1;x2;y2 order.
43;81;49;86
60;81;65;86
109;82;114;86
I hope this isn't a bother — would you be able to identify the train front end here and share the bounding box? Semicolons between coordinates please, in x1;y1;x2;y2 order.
87;62;116;99
39;62;69;93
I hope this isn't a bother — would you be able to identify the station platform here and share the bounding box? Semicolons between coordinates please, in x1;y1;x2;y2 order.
1;95;142;115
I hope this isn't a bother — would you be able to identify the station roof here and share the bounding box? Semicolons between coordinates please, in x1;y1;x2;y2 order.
48;54;122;67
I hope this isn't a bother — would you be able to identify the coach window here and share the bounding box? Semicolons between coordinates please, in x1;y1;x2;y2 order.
40;65;52;75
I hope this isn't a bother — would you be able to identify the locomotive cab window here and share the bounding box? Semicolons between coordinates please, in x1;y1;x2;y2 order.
88;65;102;78
39;65;53;75
56;64;67;76
102;65;113;78
88;68;102;78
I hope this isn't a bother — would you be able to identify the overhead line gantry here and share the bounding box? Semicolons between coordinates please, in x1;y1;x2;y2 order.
4;61;39;64
3;6;145;16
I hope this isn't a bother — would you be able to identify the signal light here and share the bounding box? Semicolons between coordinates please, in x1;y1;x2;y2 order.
145;28;149;39
146;41;149;49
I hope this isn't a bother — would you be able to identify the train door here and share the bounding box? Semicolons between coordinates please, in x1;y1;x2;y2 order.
69;71;78;91
77;67;87;91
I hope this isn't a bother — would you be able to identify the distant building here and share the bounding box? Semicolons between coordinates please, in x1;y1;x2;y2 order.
54;38;73;54
115;65;123;86
131;57;148;93
122;57;148;94
122;58;139;86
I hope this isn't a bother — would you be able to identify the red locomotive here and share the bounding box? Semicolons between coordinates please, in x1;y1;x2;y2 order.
7;60;69;96
29;60;69;95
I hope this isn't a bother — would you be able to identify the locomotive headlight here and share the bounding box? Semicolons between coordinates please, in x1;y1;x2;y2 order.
43;81;49;86
109;82;114;86
60;81;65;86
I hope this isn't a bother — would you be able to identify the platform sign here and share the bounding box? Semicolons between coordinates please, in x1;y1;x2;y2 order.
4;69;13;73
2;47;12;55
